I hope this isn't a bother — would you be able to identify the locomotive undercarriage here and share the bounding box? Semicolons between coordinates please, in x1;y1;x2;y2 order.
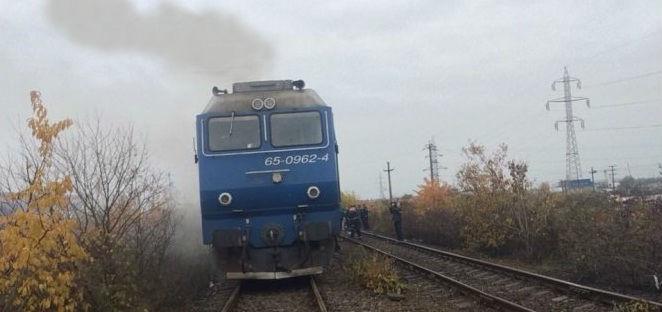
212;237;335;280
210;218;337;280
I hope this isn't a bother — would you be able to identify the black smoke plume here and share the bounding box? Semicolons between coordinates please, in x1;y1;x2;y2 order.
46;0;273;77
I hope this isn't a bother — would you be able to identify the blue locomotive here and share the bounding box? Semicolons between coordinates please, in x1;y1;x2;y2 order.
195;80;341;279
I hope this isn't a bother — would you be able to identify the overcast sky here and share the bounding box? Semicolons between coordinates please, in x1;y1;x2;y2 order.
1;0;661;202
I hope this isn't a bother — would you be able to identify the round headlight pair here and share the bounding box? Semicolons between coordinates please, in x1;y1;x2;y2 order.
219;186;318;206
251;98;276;110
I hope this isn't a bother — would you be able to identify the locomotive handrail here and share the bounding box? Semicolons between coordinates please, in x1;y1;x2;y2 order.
245;169;290;175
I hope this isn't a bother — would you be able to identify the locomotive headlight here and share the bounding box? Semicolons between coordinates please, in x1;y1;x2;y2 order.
218;192;232;206
264;97;276;109
251;98;264;110
272;172;283;184
307;186;320;199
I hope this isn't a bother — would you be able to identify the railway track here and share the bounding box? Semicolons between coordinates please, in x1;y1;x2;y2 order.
324;251;497;311
345;232;662;312
220;276;328;312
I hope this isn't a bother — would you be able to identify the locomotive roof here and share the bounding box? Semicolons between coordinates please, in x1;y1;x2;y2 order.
202;80;327;114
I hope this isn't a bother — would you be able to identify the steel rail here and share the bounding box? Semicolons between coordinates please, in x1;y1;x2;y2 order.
345;236;535;312
219;278;327;312
310;276;329;312
220;282;242;312
364;231;662;309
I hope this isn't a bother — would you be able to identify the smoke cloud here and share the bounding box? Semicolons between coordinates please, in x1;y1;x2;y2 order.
46;0;273;77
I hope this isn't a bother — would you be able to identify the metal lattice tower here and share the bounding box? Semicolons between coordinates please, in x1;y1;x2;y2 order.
423;138;441;183
546;67;590;181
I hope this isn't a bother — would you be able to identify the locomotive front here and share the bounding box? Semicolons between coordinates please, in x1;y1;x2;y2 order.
196;80;341;279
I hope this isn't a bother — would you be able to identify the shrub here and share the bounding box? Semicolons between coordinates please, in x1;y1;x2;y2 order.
555;192;662;287
348;251;406;296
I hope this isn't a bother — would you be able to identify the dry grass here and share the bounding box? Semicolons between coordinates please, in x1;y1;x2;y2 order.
615;300;657;312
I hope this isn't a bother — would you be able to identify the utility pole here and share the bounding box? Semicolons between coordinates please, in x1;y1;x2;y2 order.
608;165;617;192
378;172;386;199
589;167;597;191
384;161;394;203
546;67;590;181
423;138;440;183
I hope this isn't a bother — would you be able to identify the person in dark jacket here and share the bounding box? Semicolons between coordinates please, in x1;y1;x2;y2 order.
359;204;369;230
389;201;403;240
346;206;362;238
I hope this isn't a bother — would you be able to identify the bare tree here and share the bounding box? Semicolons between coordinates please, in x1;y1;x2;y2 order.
54;118;177;309
0;132;55;214
56;121;171;236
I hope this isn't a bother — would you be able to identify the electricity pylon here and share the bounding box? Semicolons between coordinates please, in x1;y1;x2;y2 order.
546;67;590;181
423;138;441;183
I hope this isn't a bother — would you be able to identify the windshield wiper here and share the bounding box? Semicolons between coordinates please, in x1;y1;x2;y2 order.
229;111;235;136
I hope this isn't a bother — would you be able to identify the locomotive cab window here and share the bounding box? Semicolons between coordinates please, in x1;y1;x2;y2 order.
208;115;260;151
270;111;323;147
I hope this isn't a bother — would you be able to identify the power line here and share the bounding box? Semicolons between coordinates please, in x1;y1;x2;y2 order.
584;69;662;88
574;29;662;62
378;172;386;199
471;106;548;144
584;124;662;131
589;167;598;191
384;161;394;203
592;99;662;109
608;165;617;192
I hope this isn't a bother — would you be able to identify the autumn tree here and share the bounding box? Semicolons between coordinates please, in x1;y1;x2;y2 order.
402;178;460;247
412;178;452;215
455;142;514;251
0;91;87;311
455;142;555;257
